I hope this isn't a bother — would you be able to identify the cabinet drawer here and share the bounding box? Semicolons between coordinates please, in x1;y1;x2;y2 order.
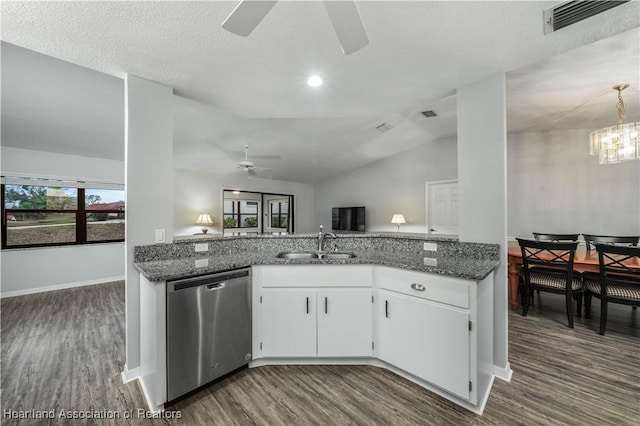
258;265;372;287
377;267;470;309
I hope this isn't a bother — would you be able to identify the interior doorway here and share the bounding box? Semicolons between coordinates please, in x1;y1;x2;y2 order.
425;180;459;236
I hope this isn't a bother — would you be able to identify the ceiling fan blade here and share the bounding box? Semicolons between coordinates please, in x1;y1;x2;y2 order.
247;168;258;176
323;1;369;55
222;1;278;36
250;154;282;160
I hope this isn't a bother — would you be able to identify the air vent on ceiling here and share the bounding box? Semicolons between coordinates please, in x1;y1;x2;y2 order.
421;110;438;118
376;123;393;132
544;1;630;34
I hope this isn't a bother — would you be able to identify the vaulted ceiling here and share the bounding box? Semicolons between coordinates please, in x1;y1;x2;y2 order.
1;1;638;183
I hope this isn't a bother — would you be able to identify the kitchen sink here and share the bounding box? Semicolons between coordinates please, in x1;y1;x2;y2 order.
276;252;316;259
276;252;357;260
323;252;357;260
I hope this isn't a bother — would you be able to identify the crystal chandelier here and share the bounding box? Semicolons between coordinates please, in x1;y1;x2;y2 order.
589;84;639;164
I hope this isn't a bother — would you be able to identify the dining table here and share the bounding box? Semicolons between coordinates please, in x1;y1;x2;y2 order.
507;245;640;310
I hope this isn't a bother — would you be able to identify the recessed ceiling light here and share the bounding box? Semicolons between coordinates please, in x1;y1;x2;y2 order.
307;75;323;87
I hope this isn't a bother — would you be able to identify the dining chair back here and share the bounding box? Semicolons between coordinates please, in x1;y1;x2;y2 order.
582;234;639;251
532;232;579;242
584;244;640;335
517;238;580;328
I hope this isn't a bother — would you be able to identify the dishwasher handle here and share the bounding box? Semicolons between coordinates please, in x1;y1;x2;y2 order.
168;269;251;292
206;282;226;290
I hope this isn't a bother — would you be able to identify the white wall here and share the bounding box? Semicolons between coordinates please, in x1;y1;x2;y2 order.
0;147;125;297
313;138;457;233
173;168;315;235
125;75;173;374
508;129;640;239
457;74;509;376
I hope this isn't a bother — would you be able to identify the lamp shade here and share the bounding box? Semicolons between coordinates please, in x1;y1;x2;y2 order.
391;214;406;224
195;213;214;226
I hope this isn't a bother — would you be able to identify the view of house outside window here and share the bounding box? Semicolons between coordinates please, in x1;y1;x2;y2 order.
2;183;125;248
85;189;125;242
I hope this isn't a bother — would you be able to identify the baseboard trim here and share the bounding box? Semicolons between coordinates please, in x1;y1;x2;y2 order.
121;365;140;384
139;376;164;413
493;362;513;382
0;276;125;298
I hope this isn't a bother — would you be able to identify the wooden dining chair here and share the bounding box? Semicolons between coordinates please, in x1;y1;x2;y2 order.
532;232;580;242
582;234;639;251
517;238;580;328
584;244;640;335
518;233;580;306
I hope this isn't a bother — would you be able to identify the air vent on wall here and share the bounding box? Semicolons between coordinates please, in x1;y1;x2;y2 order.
376;123;393;132
421;110;438;118
544;1;630;34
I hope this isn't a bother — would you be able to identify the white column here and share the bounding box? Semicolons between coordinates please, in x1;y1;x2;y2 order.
124;75;173;376
457;73;510;379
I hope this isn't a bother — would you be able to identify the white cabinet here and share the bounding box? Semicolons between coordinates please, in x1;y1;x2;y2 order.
375;266;493;406
317;288;372;357
253;264;493;412
256;265;373;358
261;288;316;357
377;290;470;400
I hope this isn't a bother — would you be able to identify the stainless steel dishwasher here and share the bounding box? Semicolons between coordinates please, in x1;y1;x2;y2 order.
166;268;252;402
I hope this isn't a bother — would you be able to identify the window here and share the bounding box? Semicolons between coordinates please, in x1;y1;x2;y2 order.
223;200;259;229
2;182;125;249
270;199;289;228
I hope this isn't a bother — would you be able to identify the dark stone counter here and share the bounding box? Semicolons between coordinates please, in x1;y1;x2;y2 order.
135;249;499;282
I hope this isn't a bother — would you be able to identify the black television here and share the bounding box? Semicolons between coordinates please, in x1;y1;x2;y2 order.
332;206;365;232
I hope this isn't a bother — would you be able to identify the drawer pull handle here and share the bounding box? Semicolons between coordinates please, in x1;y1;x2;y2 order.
411;283;426;291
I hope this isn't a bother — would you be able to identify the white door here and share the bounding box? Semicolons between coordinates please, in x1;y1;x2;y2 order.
426;181;458;235
260;289;316;357
317;289;372;357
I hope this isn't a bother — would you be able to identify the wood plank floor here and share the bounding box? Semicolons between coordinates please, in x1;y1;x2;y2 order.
1;282;638;425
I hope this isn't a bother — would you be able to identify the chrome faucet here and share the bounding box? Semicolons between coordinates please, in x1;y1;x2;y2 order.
317;226;324;252
317;225;337;252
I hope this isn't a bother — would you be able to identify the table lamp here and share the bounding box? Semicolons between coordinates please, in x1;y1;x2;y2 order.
391;214;406;232
195;213;214;234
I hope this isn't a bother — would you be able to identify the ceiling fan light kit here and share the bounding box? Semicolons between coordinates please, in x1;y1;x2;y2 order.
236;145;278;177
222;0;369;55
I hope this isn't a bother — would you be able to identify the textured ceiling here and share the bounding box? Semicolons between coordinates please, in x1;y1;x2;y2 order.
1;1;639;183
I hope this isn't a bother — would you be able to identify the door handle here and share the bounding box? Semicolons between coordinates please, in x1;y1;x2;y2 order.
306;297;309;314
385;300;389;318
411;283;426;291
325;296;328;314
206;282;226;290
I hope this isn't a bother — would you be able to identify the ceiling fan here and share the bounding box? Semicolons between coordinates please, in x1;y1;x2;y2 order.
222;1;369;55
236;145;278;176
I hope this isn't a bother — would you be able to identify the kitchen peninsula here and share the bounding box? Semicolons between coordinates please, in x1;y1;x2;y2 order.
133;233;500;415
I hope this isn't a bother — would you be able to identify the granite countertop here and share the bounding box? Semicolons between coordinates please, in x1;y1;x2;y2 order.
173;232;459;242
134;249;499;282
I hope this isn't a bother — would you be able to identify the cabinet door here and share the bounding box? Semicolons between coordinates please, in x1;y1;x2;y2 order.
260;289;316;357
377;291;470;400
317;289;373;357
377;291;425;372
419;300;470;400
